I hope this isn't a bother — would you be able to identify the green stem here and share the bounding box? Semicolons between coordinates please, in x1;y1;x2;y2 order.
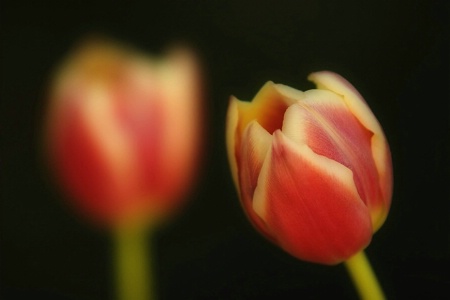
114;224;154;300
344;251;385;300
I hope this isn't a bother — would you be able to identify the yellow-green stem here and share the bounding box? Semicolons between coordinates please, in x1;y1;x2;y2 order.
344;251;385;300
114;224;154;300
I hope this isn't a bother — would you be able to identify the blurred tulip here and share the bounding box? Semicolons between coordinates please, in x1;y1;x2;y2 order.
45;40;203;228
227;71;392;265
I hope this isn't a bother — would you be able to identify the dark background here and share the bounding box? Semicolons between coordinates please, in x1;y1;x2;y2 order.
1;0;449;299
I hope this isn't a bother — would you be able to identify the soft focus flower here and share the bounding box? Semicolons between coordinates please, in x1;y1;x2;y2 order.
45;40;203;228
226;71;392;265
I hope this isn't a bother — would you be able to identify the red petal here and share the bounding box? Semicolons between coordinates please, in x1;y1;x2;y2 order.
256;131;372;265
282;90;383;230
308;71;393;230
50;87;137;225
238;121;273;238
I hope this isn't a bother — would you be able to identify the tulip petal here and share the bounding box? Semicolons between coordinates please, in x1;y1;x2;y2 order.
238;121;273;237
235;81;297;139
157;49;203;201
115;50;202;207
308;71;392;230
83;87;134;186
280;89;382;228
240;121;273;198
51;84;138;224
273;83;307;103
253;131;372;264
227;82;296;194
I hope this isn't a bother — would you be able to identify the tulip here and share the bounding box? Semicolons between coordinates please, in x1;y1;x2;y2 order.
226;71;392;265
45;39;203;300
45;39;203;228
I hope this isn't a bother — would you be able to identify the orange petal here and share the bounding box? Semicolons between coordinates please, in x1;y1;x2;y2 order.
281;89;383;230
308;71;392;230
254;131;372;265
227;82;295;198
238;121;273;238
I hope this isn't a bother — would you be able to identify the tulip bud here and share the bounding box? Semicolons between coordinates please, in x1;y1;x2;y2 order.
45;39;203;228
226;71;392;265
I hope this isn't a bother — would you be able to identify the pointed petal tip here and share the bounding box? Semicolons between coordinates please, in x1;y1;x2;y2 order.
273;83;305;104
229;94;239;102
307;70;340;80
253;81;277;99
263;80;276;86
307;71;354;94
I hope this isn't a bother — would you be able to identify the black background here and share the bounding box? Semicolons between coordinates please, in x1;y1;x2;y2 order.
1;0;449;299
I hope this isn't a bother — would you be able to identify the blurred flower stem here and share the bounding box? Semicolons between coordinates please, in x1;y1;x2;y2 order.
344;251;385;300
114;224;154;300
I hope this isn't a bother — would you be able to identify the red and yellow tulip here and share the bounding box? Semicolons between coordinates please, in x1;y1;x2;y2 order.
45;40;203;228
227;71;392;265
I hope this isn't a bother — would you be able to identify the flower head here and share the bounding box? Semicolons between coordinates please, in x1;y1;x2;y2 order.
227;71;392;264
45;39;203;228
